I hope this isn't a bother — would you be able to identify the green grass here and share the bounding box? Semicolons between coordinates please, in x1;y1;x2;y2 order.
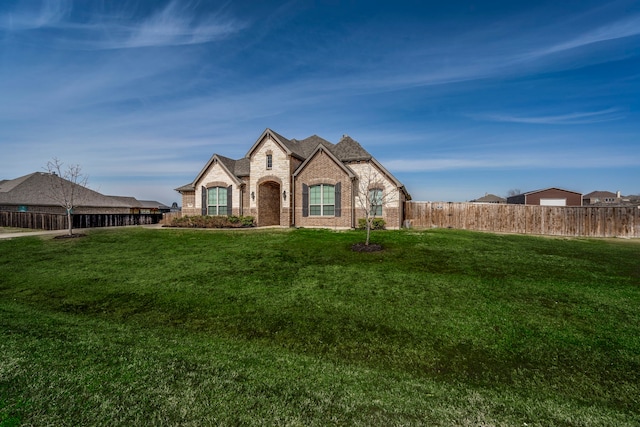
1;227;639;426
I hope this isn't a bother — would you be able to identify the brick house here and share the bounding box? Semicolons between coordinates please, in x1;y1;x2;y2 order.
506;187;582;206
583;190;621;205
175;128;411;228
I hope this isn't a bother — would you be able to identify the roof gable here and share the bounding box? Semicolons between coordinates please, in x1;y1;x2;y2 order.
472;194;506;203
246;128;303;159
584;190;617;198
191;153;242;187
289;135;335;158
524;187;582;196
292;144;356;178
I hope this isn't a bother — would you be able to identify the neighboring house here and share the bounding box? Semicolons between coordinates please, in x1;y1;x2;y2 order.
176;128;411;228
627;195;640;206
0;172;166;214
138;200;171;214
506;187;582;206
583;190;621;205
470;193;506;204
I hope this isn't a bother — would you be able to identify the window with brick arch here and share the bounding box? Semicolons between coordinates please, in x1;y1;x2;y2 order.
266;154;273;170
207;187;228;215
309;184;335;216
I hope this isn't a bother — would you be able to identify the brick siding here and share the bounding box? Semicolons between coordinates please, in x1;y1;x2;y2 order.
294;150;353;228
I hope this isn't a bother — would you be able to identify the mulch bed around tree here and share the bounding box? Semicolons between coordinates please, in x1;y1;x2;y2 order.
351;243;383;252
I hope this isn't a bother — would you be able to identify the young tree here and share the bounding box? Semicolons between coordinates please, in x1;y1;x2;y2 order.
355;166;397;246
45;158;89;236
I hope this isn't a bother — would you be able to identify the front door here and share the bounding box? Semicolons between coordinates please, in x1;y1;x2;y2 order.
258;181;281;226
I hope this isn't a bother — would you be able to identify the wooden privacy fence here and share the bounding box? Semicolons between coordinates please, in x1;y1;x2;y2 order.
404;202;640;238
0;212;162;231
161;212;182;226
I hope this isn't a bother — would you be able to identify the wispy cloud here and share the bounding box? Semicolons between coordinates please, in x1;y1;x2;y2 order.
531;14;640;58
471;108;625;125
297;9;640;95
0;0;246;49
0;0;71;30
102;2;246;49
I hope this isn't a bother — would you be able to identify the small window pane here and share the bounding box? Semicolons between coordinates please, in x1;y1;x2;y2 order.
310;186;321;204
323;185;335;204
208;188;217;205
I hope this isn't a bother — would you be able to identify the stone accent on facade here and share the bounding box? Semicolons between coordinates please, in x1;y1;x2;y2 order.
249;137;292;226
175;128;410;228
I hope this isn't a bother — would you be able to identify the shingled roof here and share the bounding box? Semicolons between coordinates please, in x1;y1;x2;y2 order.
333;135;372;161
471;193;506;203
0;172;137;208
176;129;380;192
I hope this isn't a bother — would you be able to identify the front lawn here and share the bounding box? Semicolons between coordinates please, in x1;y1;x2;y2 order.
1;228;639;426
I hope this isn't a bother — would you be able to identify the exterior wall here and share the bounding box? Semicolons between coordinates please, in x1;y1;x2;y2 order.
294;150;353;229
193;161;242;215
507;194;526;205
240;177;250;216
348;162;403;229
180;191;197;216
249;137;292;225
180;132;409;228
525;189;582;206
584;192;619;205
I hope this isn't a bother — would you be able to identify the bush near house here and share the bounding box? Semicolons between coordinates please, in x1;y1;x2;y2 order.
357;217;386;230
169;215;255;228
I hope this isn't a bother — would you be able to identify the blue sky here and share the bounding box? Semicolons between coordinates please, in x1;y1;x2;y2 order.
1;0;639;204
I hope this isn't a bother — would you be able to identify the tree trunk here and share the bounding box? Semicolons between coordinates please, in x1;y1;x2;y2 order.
365;220;371;245
67;210;73;236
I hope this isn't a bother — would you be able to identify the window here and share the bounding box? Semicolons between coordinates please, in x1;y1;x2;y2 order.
302;183;341;218
266;154;272;170
368;188;383;216
207;187;228;215
309;184;335;216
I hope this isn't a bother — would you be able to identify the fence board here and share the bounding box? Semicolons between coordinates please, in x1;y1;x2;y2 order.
0;212;162;231
404;202;640;238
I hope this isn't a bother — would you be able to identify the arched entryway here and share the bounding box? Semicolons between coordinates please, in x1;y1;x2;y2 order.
258;181;281;226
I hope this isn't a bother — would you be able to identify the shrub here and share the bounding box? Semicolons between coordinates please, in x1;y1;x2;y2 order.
357;218;386;230
169;215;255;228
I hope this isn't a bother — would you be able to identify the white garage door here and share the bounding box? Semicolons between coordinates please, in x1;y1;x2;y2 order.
540;198;566;206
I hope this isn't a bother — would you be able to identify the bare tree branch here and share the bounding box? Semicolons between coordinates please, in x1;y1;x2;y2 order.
44;158;89;235
354;164;397;245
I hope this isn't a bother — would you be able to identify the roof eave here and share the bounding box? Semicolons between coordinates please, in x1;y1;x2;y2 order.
293;144;356;179
246;128;293;158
